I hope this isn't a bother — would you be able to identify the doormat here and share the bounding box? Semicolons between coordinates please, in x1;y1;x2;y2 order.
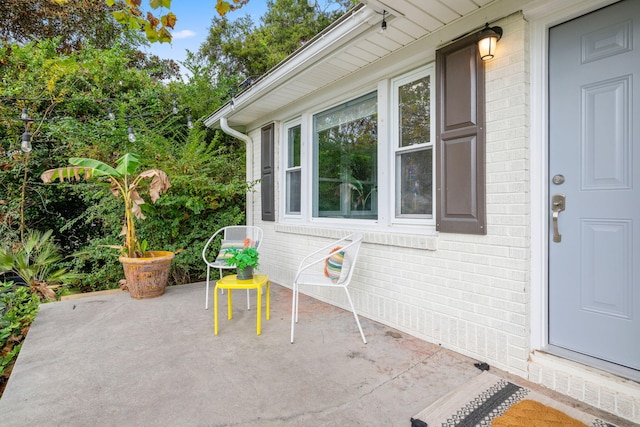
410;371;618;427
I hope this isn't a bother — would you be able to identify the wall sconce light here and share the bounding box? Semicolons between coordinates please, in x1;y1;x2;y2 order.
478;23;503;61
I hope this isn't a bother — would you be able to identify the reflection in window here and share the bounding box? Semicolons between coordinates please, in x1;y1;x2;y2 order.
313;92;377;219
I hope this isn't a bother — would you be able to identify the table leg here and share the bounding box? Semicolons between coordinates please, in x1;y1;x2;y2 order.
256;284;262;335
214;285;219;335
227;288;233;320
266;281;270;320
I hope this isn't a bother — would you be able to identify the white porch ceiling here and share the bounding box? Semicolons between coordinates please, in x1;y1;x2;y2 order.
204;0;498;129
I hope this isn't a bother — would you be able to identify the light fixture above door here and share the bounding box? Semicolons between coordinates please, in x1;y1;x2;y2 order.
478;23;503;61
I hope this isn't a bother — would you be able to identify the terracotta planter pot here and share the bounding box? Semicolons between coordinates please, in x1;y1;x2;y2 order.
119;251;175;299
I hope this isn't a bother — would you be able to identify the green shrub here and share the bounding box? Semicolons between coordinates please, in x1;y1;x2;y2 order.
0;230;81;301
0;281;40;393
1;40;250;292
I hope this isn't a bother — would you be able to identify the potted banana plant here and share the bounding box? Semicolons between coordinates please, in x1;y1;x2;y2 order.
40;153;174;299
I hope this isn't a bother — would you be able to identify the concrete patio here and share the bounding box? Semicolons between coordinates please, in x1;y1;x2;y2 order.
0;281;628;426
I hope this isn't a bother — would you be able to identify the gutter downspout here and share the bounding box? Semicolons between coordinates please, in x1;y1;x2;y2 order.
220;117;255;226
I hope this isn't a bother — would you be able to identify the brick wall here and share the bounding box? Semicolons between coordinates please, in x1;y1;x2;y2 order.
249;13;531;376
244;12;639;424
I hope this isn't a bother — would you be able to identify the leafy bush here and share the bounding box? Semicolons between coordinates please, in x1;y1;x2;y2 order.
0;230;80;300
0;281;40;396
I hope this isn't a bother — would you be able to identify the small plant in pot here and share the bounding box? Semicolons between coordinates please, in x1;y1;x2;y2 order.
40;153;174;299
224;246;259;280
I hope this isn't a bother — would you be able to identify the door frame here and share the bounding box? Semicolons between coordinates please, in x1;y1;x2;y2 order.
529;0;626;365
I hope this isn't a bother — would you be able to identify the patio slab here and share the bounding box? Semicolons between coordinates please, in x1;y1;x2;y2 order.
0;281;483;426
1;281;630;426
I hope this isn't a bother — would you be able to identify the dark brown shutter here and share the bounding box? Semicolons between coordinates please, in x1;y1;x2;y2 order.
261;123;275;221
435;34;486;234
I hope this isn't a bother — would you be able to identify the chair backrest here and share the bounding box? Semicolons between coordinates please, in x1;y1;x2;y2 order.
222;226;263;250
202;226;264;264
335;234;363;285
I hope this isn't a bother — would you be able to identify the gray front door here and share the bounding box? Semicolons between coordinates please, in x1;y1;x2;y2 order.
549;0;640;371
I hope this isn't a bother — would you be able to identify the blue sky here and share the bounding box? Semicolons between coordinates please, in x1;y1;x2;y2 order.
145;2;269;72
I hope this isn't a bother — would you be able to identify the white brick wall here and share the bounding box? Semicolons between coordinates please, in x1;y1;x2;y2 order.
248;12;531;375
530;352;640;423
243;12;638;425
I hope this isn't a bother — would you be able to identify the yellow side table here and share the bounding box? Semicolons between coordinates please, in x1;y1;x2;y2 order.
214;274;270;335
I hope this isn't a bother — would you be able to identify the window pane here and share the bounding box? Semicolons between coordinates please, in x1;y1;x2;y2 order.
397;148;432;216
314;92;378;219
286;169;301;214
287;125;301;168
399;75;430;147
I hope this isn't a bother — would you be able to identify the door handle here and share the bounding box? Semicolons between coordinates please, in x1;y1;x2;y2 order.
552;194;566;242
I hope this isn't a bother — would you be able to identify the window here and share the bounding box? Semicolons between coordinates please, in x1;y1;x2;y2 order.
393;66;434;220
284;122;301;215
281;66;440;231
313;92;378;219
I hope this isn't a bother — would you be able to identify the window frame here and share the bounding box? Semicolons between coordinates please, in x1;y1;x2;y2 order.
312;91;379;220
281;117;305;218
278;64;440;235
390;64;436;226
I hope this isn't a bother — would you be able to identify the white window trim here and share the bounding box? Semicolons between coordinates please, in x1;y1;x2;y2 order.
312;91;378;220
390;64;436;227
278;67;438;236
280;117;303;221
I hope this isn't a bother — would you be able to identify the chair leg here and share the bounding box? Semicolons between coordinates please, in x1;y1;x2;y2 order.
218;269;224;295
344;288;367;344
205;266;210;310
290;283;297;343
246;289;251;310
294;284;300;324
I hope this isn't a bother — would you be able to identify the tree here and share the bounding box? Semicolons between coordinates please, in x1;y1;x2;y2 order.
1;39;251;290
0;0;136;53
199;0;354;77
0;0;181;79
107;0;250;43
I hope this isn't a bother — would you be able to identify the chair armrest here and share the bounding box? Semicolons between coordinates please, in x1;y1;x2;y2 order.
294;234;360;281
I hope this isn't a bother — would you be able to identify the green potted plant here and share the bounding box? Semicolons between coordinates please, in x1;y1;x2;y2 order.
40;153;174;299
224;246;259;280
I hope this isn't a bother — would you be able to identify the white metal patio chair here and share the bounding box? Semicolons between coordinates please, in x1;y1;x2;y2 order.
202;225;263;310
290;233;366;344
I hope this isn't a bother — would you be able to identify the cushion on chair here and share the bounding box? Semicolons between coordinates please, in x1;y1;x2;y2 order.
215;240;245;263
214;238;258;263
323;247;345;283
